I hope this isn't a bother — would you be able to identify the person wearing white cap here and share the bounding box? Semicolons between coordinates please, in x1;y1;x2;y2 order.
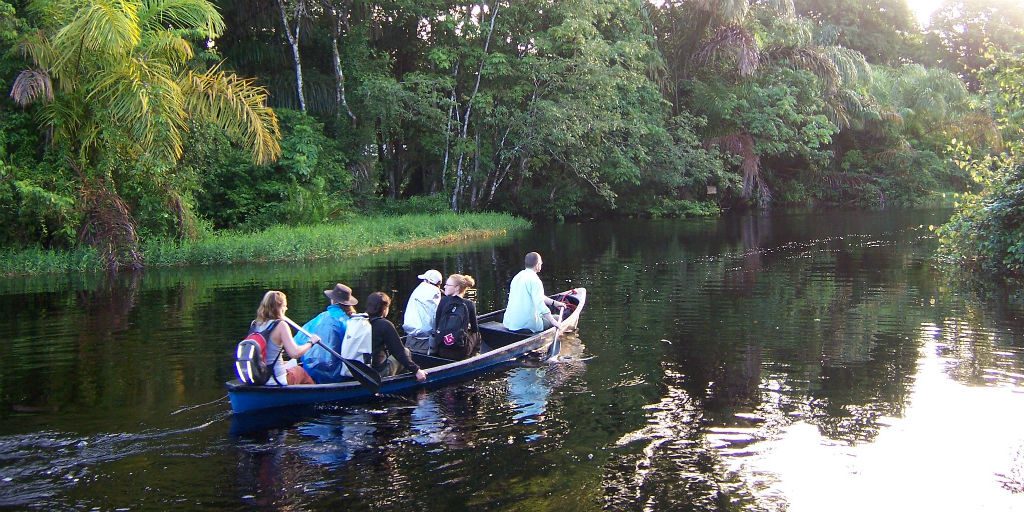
402;269;442;353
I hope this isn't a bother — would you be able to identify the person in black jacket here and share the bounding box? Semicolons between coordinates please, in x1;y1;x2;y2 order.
365;292;427;381
431;273;480;359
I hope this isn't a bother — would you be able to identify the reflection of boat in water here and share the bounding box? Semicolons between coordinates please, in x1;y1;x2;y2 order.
227;288;586;414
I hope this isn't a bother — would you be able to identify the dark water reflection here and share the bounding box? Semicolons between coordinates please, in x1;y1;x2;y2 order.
2;209;1024;510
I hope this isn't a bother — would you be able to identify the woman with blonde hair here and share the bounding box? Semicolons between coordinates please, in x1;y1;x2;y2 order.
430;274;480;359
251;290;318;385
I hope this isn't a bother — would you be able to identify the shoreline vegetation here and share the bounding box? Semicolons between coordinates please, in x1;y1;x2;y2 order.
0;213;529;277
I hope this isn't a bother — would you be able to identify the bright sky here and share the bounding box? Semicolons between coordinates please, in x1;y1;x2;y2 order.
906;0;943;27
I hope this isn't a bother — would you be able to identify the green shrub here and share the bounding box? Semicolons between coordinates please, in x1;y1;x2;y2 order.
648;199;720;218
186;109;354;231
369;195;451;216
0;164;79;248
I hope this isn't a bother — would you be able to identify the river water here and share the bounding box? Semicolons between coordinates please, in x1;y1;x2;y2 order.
1;209;1023;511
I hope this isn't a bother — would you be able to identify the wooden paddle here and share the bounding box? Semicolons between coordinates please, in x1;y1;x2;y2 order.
282;316;382;394
545;305;565;360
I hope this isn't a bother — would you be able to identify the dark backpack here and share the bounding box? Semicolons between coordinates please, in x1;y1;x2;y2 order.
234;320;281;385
432;299;479;359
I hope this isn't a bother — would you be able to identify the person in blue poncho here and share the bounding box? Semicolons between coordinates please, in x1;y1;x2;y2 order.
295;283;359;383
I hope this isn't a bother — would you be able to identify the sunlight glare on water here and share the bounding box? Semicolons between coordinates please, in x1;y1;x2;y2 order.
736;326;1024;512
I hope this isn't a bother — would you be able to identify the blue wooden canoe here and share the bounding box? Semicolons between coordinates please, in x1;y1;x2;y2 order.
226;288;586;414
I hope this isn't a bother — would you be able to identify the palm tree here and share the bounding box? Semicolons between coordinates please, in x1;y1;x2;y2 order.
10;0;281;270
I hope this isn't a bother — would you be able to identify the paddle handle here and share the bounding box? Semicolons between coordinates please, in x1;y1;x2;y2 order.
284;315;352;362
282;316;317;341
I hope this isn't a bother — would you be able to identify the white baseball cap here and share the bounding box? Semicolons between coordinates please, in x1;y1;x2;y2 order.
417;269;443;285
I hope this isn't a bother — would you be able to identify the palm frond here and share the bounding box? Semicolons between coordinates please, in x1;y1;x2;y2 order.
16;29;58;71
824;46;871;86
140;29;194;64
88;56;187;160
873;140;914;166
52;0;141;65
139;0;224;38
822;99;850;129
182;67;281;165
763;44;838;91
704;131;768;202
10;69;54;106
692;24;760;76
877;108;903;124
815;24;840;46
693;0;750;25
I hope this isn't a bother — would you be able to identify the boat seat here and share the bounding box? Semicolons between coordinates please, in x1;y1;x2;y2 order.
479;320;534;349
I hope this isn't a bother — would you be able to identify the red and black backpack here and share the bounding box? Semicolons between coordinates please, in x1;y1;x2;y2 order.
234;320;281;385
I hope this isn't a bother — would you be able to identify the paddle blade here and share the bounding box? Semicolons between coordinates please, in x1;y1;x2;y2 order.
546;330;561;360
545;307;564;360
343;358;382;394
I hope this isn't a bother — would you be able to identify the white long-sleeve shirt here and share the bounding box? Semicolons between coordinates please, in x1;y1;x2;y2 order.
502;268;547;332
402;281;441;336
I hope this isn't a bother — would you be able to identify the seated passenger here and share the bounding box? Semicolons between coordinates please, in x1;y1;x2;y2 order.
430;273;481;360
365;292;427;382
502;252;565;333
250;290;317;385
294;283;358;383
402;269;442;354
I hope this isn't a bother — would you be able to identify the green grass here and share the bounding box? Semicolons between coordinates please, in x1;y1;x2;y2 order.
1;212;530;276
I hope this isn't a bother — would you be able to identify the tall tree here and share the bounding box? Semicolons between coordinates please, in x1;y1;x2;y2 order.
794;0;919;65
923;0;1024;91
276;0;308;112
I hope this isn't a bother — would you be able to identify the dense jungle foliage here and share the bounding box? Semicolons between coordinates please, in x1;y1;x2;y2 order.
935;48;1024;278
0;0;1022;273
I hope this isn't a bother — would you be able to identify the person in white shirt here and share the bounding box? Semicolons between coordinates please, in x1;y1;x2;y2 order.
402;269;442;353
502;252;564;333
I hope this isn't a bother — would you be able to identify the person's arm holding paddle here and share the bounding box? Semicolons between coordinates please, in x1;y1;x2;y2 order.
366;292;427;382
272;321;320;360
531;276;561;330
378;319;427;382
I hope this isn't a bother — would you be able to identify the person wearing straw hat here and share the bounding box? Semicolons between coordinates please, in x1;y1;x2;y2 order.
402;269;442;354
294;283;359;383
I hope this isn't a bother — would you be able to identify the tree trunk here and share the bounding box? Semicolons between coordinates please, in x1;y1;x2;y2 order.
451;0;500;212
78;179;144;272
277;0;307;112
327;3;356;124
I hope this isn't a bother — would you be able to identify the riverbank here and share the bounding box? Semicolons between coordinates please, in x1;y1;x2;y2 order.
0;212;530;276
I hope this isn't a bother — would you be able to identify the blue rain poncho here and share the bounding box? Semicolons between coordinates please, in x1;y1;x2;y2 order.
294;304;350;383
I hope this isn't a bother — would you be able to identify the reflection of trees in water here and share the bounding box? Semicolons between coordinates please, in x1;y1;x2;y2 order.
723;214;771;292
596;213;995;508
601;365;766;511
937;314;1024;387
69;272;143;408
